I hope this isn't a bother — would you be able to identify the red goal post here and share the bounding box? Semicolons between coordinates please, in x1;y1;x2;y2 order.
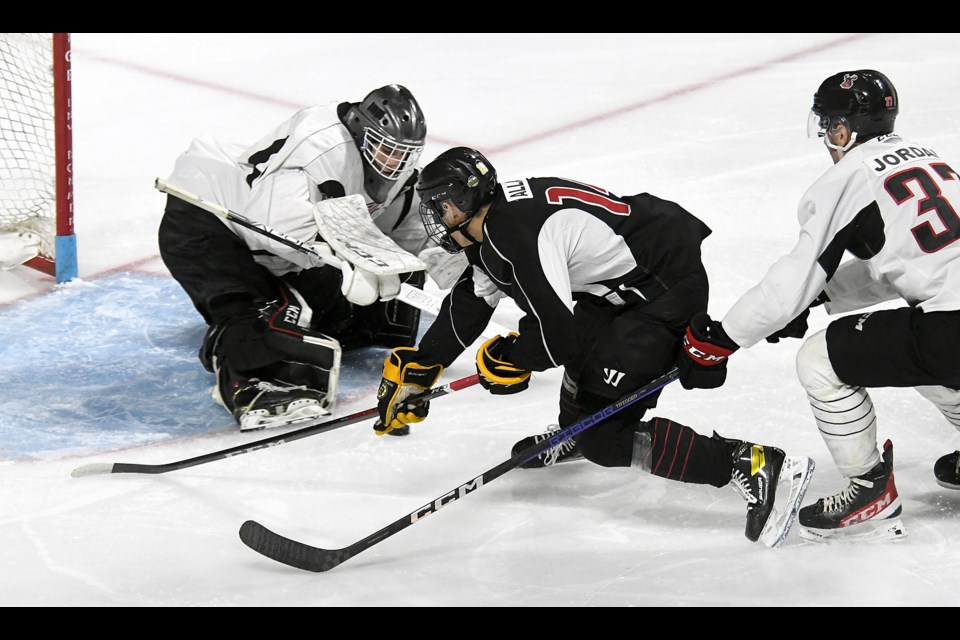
0;33;77;283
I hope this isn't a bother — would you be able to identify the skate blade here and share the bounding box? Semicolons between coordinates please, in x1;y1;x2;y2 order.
799;517;908;543
759;456;816;549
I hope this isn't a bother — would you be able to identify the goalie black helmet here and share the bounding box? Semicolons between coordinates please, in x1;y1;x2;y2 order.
809;70;898;146
416;147;498;254
343;84;426;204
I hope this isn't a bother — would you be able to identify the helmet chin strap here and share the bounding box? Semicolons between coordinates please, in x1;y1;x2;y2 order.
449;215;482;247
824;130;858;159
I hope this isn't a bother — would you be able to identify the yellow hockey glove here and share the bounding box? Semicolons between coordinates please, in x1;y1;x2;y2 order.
375;347;444;435
476;333;531;395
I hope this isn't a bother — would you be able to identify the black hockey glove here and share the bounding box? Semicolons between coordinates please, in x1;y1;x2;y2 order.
679;313;740;390
476;333;531;395
765;308;811;344
765;292;829;344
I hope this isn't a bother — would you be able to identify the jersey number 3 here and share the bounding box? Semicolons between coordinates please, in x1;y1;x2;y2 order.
886;162;960;253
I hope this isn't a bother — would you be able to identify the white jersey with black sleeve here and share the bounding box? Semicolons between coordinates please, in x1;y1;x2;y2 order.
721;134;960;348
164;102;428;276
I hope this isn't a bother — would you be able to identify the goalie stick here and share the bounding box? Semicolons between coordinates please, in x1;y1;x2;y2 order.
238;367;681;573
154;178;514;333
70;374;480;477
154;178;428;309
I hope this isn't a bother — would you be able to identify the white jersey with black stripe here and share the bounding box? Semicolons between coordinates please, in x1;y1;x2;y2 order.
164;103;428;276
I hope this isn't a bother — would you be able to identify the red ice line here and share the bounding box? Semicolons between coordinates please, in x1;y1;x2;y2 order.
8;33;868;305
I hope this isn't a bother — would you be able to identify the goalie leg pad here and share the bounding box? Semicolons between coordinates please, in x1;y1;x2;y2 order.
203;282;343;424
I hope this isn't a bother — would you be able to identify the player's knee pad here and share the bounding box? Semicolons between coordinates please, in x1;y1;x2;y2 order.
796;329;845;395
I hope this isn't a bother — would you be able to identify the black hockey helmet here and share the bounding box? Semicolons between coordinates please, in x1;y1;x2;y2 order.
808;70;898;148
343;84;426;204
416;147;498;254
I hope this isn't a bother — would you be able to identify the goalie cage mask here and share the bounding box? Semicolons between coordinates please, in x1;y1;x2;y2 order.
343;84;426;204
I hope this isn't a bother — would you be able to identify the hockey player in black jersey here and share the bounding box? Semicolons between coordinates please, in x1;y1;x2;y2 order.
373;146;814;547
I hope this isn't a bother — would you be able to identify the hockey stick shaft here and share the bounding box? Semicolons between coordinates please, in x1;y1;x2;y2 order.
155;178;346;271
238;367;680;572
70;374;480;477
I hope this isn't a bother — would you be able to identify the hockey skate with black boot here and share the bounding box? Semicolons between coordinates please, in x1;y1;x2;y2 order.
722;434;815;548
799;439;906;542
512;424;585;469
934;450;960;490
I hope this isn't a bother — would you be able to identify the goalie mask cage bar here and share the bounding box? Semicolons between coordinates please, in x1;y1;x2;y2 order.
0;33;77;283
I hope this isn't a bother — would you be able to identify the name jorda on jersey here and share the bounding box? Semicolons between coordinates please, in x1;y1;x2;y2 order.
866;142;940;176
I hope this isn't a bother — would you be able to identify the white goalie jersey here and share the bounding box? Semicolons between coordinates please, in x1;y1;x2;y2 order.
163;102;436;277
722;134;960;348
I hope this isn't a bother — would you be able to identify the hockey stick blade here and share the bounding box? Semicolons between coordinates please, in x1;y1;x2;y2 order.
239;368;680;573
70;374;479;477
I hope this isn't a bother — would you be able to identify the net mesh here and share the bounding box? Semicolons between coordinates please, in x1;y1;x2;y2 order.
0;34;56;258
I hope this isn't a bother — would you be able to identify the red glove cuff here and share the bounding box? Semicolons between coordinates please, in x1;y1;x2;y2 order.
682;328;735;367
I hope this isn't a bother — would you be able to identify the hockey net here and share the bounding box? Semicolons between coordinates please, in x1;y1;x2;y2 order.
0;33;76;282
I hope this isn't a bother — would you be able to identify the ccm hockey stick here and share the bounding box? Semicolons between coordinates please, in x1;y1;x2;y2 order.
70;374;480;477
239;367;681;572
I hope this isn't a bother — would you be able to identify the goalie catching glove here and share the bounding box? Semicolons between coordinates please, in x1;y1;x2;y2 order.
476;333;531;395
679;313;739;390
310;240;401;307
375;347;444;436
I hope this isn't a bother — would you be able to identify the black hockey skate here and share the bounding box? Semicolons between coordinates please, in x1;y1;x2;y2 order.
723;435;815;548
934;450;960;490
728;439;785;543
232;378;330;432
799;439;906;542
512;425;585;469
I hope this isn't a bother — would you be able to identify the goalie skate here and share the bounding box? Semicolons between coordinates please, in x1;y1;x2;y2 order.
232;379;331;432
757;455;816;549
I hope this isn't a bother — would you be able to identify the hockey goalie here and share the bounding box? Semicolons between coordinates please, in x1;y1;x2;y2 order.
157;83;466;434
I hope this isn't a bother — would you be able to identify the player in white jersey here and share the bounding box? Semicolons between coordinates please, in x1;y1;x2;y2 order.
678;69;960;541
158;84;462;433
